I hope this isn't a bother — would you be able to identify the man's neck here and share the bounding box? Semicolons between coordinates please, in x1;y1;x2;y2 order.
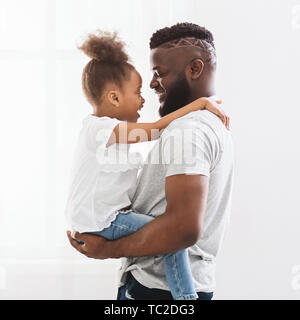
187;74;216;103
186;86;216;104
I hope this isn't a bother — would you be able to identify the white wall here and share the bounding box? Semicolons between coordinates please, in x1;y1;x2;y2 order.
0;0;299;299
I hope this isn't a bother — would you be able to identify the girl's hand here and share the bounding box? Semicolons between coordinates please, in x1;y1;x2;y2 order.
196;97;230;130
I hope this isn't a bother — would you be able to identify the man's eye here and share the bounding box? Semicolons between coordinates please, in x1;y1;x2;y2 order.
155;72;164;79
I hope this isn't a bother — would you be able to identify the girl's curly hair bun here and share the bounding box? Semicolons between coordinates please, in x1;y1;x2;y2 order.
79;30;129;64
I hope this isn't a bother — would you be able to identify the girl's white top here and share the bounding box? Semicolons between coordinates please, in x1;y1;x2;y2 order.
65;115;143;233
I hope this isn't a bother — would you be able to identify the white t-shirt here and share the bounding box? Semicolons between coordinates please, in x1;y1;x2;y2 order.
117;110;234;293
65;115;143;233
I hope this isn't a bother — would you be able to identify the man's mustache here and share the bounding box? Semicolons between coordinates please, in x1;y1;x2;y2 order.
155;89;165;95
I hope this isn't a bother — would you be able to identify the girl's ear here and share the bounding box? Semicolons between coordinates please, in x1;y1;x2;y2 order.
107;90;120;107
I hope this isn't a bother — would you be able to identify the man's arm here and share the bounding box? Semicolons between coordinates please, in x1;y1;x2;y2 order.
67;174;209;259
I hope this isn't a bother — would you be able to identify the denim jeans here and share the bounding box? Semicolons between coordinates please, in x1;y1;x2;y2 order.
116;271;213;300
90;210;198;300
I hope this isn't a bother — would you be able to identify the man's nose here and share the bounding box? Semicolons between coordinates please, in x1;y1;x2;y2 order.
150;75;159;89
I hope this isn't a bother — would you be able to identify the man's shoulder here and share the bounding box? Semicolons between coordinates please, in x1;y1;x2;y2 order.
168;110;221;129
162;110;223;139
160;110;232;155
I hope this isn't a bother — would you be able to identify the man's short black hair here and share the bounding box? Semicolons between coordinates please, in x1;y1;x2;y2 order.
150;22;215;49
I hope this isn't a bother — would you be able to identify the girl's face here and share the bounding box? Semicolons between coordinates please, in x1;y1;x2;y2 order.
119;69;145;122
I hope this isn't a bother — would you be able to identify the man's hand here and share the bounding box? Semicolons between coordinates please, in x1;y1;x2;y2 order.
66;231;111;259
66;174;208;259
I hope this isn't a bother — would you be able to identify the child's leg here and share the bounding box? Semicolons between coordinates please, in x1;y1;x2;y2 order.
89;210;197;300
89;210;154;240
163;250;198;300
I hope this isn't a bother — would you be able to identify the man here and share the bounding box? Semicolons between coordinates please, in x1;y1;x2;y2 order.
67;22;234;300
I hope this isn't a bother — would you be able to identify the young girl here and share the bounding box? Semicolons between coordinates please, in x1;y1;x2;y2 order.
65;31;228;300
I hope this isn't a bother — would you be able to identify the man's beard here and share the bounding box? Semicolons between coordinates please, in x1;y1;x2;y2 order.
159;73;190;117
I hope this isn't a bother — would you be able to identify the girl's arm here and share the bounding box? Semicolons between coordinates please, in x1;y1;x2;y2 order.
107;97;228;146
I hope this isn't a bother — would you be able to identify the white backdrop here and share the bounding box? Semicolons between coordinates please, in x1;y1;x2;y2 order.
0;0;300;299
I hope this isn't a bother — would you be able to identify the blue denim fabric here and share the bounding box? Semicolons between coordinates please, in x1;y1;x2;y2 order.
89;210;198;300
116;271;214;300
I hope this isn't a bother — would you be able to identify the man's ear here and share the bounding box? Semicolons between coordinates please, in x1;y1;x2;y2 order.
187;59;204;80
107;90;120;107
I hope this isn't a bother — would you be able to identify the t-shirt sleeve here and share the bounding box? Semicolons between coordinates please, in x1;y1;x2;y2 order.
86;116;121;151
161;123;213;178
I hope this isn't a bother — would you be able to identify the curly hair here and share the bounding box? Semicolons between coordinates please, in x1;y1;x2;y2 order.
149;22;215;49
79;30;134;106
149;23;216;67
